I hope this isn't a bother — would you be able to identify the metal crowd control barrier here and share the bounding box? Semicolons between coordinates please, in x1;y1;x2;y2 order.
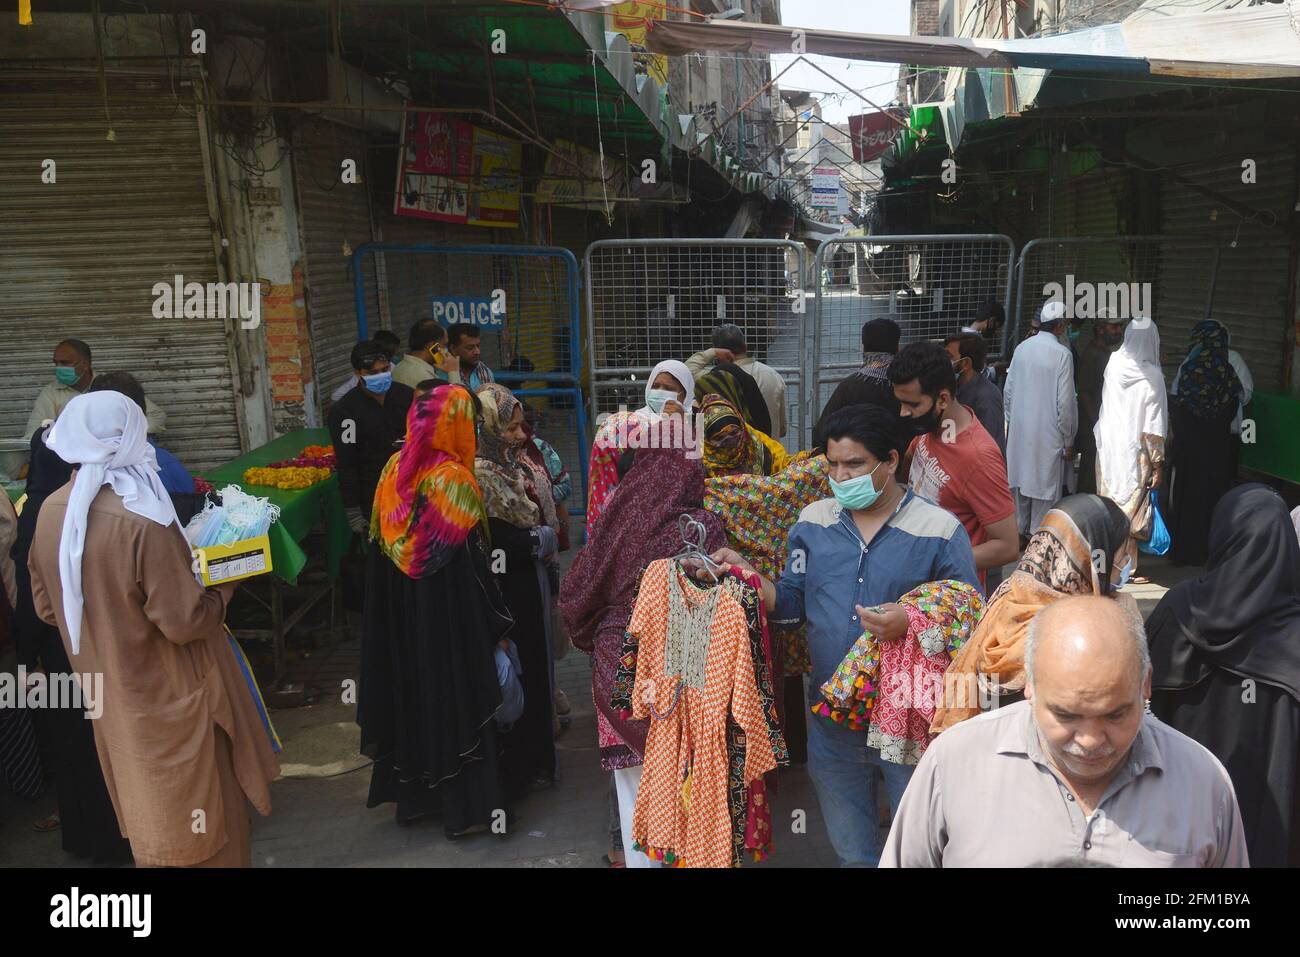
812;234;1015;416
1012;235;1222;350
584;239;811;451
350;242;589;515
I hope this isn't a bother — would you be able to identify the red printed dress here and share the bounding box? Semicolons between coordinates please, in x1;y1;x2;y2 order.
629;559;776;868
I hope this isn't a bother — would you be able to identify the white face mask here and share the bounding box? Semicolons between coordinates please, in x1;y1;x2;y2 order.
646;388;680;416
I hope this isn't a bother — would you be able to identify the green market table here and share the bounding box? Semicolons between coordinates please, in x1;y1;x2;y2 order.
199;427;354;685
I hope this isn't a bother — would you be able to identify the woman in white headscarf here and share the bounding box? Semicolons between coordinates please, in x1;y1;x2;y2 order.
585;359;696;536
1094;318;1168;570
26;391;279;867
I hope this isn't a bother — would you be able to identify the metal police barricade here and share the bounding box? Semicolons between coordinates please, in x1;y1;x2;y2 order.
349;242;589;516
812;234;1016;416
1013;236;1223;366
584;238;810;451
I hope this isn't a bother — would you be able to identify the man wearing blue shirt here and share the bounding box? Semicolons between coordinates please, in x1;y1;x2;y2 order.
707;403;980;867
87;372;192;494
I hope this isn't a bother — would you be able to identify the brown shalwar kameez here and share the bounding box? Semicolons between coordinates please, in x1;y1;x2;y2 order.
27;484;279;867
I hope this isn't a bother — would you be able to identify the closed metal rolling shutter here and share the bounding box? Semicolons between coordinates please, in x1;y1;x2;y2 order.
1157;149;1294;391
292;118;379;408
0;71;241;471
545;206;591;262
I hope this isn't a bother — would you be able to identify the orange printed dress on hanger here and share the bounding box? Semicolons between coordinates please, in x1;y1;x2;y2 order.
629;559;776;868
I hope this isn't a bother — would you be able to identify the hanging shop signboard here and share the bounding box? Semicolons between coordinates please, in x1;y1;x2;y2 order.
536;138;628;209
848;109;905;163
811;166;840;208
394;107;521;228
610;1;669;84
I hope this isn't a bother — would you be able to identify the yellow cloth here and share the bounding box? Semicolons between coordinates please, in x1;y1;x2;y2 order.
20;1;33;27
752;427;789;474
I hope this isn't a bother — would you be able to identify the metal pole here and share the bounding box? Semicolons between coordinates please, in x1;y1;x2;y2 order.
1205;245;1222;321
1012;241;1032;354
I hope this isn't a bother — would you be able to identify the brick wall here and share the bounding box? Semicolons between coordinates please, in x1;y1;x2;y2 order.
1057;0;1145;31
899;0;948;106
912;0;941;34
262;262;314;433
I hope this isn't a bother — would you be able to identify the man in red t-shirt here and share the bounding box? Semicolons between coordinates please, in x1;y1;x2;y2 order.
889;341;1019;591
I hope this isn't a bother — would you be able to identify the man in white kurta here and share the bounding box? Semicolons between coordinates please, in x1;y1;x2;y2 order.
1004;302;1077;537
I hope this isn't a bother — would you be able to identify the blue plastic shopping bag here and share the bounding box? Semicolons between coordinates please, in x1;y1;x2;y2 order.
1139;489;1171;556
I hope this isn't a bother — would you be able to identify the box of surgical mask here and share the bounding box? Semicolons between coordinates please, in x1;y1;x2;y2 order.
184;484;279;586
192;534;273;586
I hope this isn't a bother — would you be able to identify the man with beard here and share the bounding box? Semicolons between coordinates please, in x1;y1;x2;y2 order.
890;341;1017;593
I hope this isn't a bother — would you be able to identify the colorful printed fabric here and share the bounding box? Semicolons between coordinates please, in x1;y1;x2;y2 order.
695;362;771;437
560;448;726;771
629;560;774;869
813;580;984;765
532;435;572;503
705;452;830;675
474;383;543;529
727;572;786;864
615;568;786;865
811;641;882;731
931;494;1130;733
701;394;768;478
1172;319;1242;420
371;386;485;579
585;410;643;537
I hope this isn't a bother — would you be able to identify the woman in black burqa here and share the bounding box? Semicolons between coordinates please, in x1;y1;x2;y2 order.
1148;483;1300;866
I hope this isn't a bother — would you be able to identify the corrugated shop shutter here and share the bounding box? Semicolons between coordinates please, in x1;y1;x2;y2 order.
544;206;591;263
0;71;242;471
1157;149;1294;392
292;118;379;409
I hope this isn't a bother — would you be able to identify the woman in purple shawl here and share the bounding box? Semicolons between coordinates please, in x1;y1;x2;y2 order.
559;447;725;866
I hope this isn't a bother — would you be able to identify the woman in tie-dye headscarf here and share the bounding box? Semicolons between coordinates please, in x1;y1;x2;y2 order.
360;384;515;835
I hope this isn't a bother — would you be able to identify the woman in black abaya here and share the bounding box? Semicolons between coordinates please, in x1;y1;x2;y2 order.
12;424;131;863
360;386;512;834
1165;320;1242;565
474;384;560;797
1148;483;1300;866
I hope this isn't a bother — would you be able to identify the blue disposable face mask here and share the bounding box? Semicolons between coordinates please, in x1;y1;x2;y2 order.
829;460;885;511
1116;554;1134;589
1068;327;1083;343
646;388;680;416
362;370;393;395
55;366;80;386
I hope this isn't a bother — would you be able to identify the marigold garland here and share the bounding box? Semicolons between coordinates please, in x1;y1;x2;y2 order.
241;444;337;490
242;466;332;490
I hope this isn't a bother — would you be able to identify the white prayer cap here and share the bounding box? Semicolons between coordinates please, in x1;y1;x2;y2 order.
1039;300;1068;328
